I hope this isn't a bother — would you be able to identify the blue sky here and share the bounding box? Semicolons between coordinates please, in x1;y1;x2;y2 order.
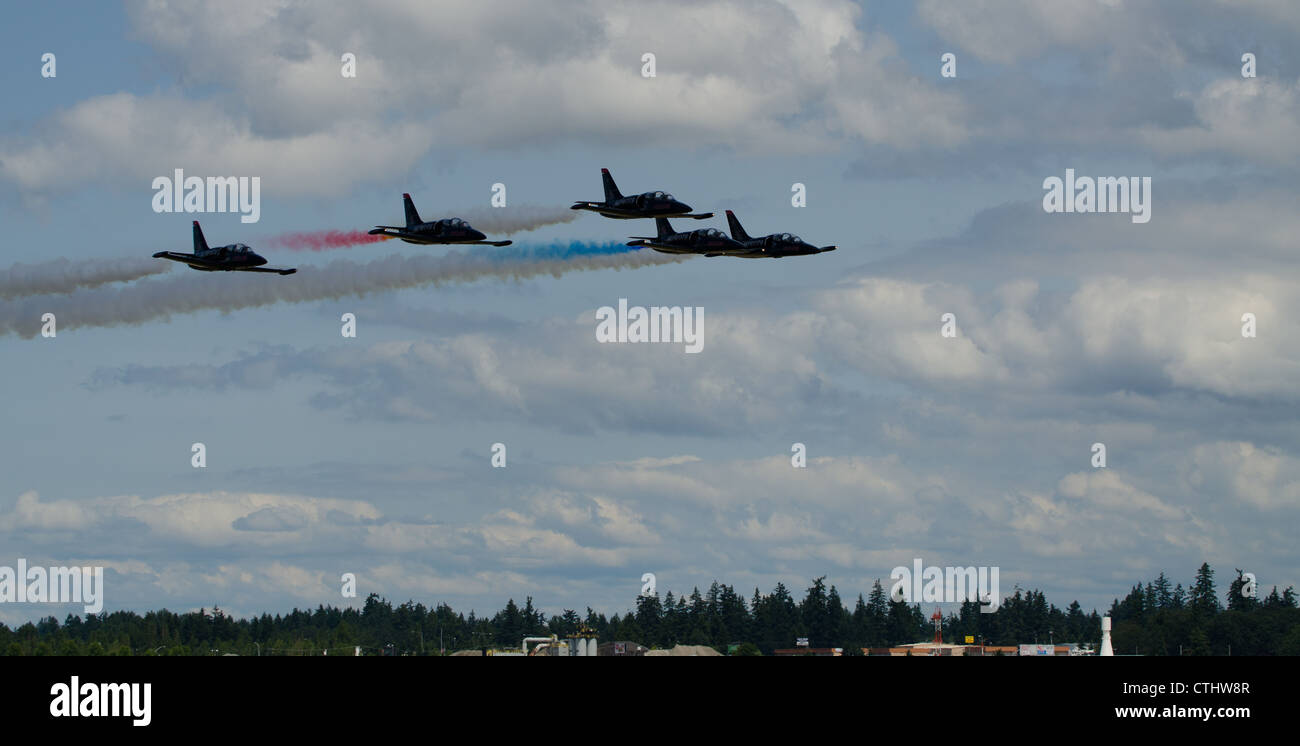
1;0;1298;627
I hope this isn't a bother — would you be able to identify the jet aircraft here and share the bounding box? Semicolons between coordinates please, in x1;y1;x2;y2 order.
152;222;297;275
571;168;713;220
626;218;745;256
367;194;512;246
723;210;837;258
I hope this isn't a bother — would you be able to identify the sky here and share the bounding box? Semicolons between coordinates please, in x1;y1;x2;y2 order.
1;0;1297;627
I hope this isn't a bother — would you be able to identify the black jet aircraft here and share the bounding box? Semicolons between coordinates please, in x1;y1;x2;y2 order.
367;194;512;246
626;218;745;256
571;168;713;220
152;222;296;275
723;210;837;258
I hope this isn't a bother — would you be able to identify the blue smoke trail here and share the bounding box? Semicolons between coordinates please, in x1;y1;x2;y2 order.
478;241;634;262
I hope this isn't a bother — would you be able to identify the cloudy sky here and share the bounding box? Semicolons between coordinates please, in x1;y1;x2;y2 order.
1;0;1297;626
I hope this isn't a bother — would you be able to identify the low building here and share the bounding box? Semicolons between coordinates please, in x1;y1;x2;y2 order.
773;647;841;656
643;644;724;656
597;641;647;656
862;644;1077;656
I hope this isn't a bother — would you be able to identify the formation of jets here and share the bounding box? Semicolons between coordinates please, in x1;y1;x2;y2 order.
149;168;836;277
577;168;836;259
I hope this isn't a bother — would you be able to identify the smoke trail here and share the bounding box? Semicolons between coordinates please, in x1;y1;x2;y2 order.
0;257;172;300
266;205;579;251
0;243;689;338
265;230;392;251
453;205;580;235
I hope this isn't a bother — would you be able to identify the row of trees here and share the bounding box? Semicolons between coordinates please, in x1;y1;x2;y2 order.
0;563;1294;655
1108;564;1300;655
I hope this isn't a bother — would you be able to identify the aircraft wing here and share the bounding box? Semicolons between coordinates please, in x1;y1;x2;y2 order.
571;202;638;217
574;202;714;220
235;267;297;275
368;227;510;247
152;251;223;270
631;243;698;254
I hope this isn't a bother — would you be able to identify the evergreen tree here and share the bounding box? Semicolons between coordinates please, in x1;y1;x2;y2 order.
1151;572;1172;610
866;580;888;647
800;576;831;646
634;592;663;646
1226;569;1258;612
1189;563;1219;615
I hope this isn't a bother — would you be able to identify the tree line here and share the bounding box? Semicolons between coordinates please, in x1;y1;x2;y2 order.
0;562;1294;655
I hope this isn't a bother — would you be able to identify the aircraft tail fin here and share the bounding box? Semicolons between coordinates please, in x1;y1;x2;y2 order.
724;210;750;241
403;193;423;228
656;217;675;239
192;221;209;253
601;168;622;202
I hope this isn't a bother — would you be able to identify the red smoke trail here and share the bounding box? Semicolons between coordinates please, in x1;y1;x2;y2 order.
266;230;393;251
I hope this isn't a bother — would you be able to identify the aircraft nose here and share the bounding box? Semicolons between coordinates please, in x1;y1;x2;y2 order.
472;230;486;241
252;254;268;266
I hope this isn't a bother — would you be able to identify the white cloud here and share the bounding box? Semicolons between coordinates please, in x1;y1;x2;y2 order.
1142;78;1300;164
1185;441;1300;510
917;0;1123;65
0;94;434;197
1;490;381;547
1;0;965;196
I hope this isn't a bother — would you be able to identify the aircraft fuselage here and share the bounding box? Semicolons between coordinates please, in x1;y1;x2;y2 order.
573;192;701;219
393;220;487;244
729;235;837;258
153;244;270;271
628;230;745;256
152;223;296;274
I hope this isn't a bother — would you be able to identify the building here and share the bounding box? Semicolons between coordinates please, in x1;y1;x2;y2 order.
597;641;647;656
773;647;842;656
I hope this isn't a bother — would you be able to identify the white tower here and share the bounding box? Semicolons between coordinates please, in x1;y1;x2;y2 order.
1100;616;1113;657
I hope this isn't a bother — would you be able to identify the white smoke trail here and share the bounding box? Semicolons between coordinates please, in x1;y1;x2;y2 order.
0;257;172;300
0;246;688;338
437;205;579;235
